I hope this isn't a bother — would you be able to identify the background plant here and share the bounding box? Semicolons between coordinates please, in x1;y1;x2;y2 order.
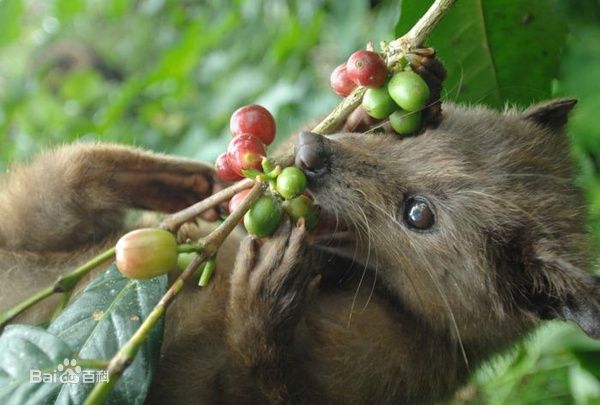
0;0;599;403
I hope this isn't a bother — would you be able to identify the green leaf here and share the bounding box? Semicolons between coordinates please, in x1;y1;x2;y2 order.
0;325;74;404
0;264;167;404
47;264;167;404
0;0;23;48
395;0;567;109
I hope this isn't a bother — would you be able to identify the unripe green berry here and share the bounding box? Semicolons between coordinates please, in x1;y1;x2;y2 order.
283;195;320;230
276;167;307;200
389;109;422;135
244;195;283;237
362;86;397;119
388;71;430;112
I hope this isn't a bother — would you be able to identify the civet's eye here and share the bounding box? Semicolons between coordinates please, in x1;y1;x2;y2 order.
403;196;435;230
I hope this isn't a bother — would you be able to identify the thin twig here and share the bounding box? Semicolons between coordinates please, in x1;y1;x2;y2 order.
0;247;115;329
389;0;456;57
76;359;110;370
84;181;264;405
311;87;367;135
160;178;254;232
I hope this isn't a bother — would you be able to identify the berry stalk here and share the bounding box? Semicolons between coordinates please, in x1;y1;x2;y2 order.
160;178;254;232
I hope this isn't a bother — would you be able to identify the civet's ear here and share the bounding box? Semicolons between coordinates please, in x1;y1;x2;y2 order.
522;98;577;131
520;244;600;339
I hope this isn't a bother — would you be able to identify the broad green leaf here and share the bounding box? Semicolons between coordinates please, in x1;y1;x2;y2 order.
0;0;23;48
0;325;74;404
0;264;167;404
47;264;167;404
396;0;567;109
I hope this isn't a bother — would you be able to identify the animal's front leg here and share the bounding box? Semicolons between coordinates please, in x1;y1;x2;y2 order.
226;220;317;404
0;142;217;251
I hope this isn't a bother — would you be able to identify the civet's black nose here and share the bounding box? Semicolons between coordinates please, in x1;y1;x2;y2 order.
295;132;329;177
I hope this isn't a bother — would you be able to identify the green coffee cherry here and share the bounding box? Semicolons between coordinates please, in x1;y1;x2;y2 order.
283;195;320;230
244;195;283;237
276;167;307;200
389;109;422;135
388;71;430;112
116;228;178;279
362;86;397;119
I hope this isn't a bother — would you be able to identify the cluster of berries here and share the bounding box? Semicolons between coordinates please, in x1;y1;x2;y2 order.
215;104;319;238
115;105;319;282
330;50;431;135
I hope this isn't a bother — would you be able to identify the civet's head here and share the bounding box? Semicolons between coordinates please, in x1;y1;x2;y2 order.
296;100;599;345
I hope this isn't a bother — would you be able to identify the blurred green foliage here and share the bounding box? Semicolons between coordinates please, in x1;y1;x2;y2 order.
1;0;600;404
0;0;399;165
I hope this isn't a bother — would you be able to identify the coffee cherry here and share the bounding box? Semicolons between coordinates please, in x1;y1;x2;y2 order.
330;62;357;97
244;195;282;237
388;71;430;112
389;109;422;135
362;86;397;119
276;167;307;200
346;51;388;88
228;189;251;214
227;134;267;175
116;228;178;279
230;104;276;145
283;195;319;230
215;152;242;182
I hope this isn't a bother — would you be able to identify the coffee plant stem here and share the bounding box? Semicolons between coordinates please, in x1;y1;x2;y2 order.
76;359;111;370
160;178;255;232
177;243;201;253
0;246;116;329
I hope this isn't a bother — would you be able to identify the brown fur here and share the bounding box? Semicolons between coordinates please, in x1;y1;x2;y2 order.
0;100;598;404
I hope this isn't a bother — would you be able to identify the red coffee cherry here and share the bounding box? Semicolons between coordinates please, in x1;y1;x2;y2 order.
227;134;267;175
346;50;388;88
330;62;357;97
228;189;251;214
230;104;276;145
215;152;242;182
